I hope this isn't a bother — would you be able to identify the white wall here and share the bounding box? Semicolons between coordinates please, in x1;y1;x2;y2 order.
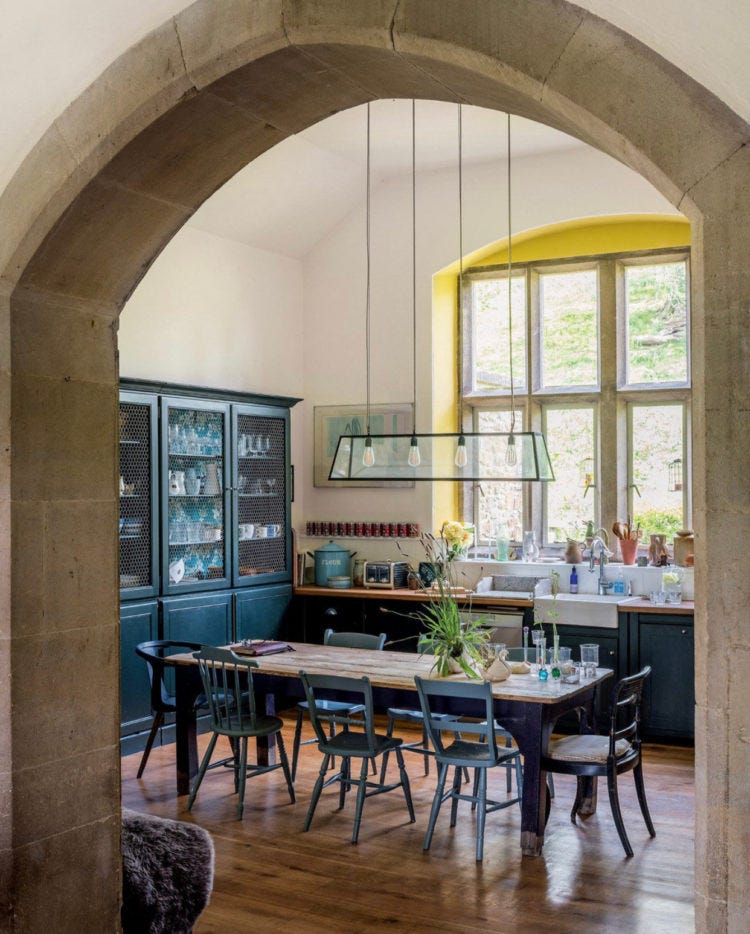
119;225;307;520
300;144;677;560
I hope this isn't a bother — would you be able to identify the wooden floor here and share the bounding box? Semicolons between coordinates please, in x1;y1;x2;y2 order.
121;714;695;933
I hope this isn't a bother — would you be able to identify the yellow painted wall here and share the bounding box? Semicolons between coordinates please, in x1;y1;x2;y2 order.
430;213;690;528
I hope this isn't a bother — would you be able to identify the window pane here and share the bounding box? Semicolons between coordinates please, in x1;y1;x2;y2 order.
543;406;596;543
631;404;684;537
540;270;598;388
475;410;524;543
471;275;526;393
625;261;688;385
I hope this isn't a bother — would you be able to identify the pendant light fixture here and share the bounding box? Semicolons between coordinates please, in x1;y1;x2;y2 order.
328;103;554;483
407;100;421;469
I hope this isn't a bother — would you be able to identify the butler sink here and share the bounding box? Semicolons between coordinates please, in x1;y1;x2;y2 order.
534;593;639;629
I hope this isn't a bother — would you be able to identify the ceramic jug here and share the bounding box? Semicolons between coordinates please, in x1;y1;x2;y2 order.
184;467;200;496
203;463;221;495
169;470;185;495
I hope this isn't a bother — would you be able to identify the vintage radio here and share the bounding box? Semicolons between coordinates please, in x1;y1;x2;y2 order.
362;561;410;589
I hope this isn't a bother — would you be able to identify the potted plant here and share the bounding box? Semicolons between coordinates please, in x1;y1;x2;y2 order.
396;529;490;678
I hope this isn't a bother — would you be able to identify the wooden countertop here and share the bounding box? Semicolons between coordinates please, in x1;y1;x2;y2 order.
294;585;694;615
294;584;533;607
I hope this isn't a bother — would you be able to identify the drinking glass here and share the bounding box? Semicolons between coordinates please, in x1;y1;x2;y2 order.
522;530;539;562
580;643;599;678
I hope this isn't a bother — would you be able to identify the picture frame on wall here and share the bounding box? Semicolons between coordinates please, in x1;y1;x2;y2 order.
314;403;415;488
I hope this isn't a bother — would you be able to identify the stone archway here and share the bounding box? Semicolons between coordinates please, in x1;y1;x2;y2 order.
1;2;748;930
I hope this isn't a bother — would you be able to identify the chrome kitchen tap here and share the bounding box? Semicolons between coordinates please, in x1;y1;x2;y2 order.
589;536;613;594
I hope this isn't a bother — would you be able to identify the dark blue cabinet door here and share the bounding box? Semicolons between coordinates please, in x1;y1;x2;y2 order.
120;600;158;736
638;616;694;738
235;584;293;641
161;592;233;646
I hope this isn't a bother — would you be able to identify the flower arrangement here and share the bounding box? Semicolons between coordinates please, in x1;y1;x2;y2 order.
441;521;475;561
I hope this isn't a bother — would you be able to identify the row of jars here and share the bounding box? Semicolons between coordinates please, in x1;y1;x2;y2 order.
305;521;420;538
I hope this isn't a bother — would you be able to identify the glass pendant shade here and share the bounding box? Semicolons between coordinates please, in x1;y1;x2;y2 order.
329;431;554;482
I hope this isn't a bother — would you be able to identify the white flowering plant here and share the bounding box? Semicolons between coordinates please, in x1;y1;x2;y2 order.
441;521;475;561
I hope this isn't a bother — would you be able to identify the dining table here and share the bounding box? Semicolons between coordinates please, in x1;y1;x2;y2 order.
166;642;613;856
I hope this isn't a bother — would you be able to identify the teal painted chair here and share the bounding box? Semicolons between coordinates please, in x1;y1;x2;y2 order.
187;647;295;819
299;670;415;844
291;629;386;781
415;675;522;861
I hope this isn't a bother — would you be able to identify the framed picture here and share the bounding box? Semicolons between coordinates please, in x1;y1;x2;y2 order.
314;404;415;488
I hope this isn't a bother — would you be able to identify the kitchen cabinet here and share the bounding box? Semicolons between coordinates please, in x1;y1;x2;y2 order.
120;600;159;744
626;611;694;740
235;584;293;641
119;392;159;599
119;380;300;749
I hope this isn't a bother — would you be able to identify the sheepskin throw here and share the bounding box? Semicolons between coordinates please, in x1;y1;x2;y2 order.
122;808;214;934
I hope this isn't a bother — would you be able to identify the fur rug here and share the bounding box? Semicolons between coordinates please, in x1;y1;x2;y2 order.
122;809;214;934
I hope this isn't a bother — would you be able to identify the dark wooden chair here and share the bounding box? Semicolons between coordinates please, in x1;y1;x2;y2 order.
134;640;205;778
415;675;522;862
188;647;295;819
542;666;655;857
291;629;386;781
299;670;415;844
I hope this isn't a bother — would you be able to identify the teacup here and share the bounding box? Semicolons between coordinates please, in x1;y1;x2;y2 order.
254;526;268;538
265;524;281;537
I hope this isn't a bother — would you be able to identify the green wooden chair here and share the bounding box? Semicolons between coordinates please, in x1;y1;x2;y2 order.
187;647;295;819
415;675;522;861
299;670;415;844
291;629;386;781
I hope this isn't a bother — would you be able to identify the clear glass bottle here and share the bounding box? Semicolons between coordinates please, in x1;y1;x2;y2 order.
352;558;366;588
522;530;539;563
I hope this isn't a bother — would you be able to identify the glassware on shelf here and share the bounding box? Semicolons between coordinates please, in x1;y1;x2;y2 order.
522;530;539;562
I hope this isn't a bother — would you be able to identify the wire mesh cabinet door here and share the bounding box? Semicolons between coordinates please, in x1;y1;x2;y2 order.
119;391;159;599
161;396;231;594
232;403;292;586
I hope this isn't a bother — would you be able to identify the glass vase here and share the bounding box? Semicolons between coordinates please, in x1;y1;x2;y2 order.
522;530;539;563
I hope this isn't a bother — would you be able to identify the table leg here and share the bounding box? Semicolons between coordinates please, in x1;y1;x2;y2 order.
512;704;554;856
175;665;200;796
575;690;599;816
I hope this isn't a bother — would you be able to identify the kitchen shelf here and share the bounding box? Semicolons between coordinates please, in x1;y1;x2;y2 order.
169;540;223;547
168;451;223;459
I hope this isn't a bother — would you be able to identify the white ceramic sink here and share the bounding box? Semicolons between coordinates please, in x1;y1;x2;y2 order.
534;593;639;629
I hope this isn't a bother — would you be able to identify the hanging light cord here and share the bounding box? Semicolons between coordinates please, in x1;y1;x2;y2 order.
457;103;464;437
365;102;372;437
507;112;516;436
411;99;417;436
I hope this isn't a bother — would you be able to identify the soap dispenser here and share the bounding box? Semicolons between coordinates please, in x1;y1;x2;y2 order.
569;566;578;593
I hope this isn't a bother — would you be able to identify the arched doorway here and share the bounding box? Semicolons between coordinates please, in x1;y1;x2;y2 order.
2;2;747;929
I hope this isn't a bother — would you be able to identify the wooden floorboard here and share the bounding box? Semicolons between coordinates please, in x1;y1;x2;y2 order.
121;714;695;933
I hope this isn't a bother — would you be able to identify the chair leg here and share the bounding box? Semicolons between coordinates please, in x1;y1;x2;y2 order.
304;753;330;832
136;711;164;779
395;747;416;823
570;776;584;823
351;757;370;844
424;762;449;852
338;757;350;810
471;767;480;812
633;761;656;838
236;736;249;820
449;767;462;828
276;731;296;804
607;768;634;857
476;768;488;862
187;731;219;811
504;734;513;793
421;723;430;775
378;715;396;786
547;772;555;799
291;707;305;782
514;754;524;805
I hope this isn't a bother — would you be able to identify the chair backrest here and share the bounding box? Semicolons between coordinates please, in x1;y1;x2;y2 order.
414;676;500;764
299;671;378;753
192;646;260;734
323;628;387;651
135;640;203;711
607;666;651;755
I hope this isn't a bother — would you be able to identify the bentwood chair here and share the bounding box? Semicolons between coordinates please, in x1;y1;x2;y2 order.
187;647;295;819
299;670;415;844
415;675;522;861
542;666;655;857
134;640;206;778
291;629;386;781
